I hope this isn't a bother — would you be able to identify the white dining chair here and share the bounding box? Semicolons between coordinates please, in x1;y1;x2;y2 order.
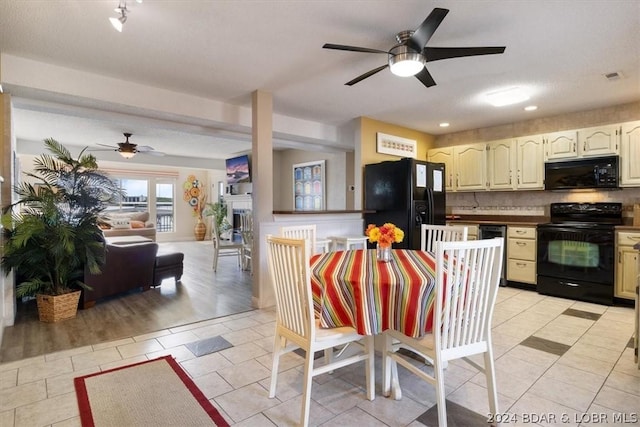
266;235;375;427
383;238;504;427
421;224;469;252
280;224;330;254
239;210;253;271
211;218;243;272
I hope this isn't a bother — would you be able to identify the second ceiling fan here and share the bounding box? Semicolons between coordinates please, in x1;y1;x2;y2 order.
323;7;506;88
95;133;165;159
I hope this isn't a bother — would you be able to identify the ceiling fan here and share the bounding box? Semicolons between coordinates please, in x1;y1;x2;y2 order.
94;133;165;159
323;7;506;88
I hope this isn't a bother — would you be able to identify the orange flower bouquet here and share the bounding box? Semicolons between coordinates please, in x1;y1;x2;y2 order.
365;223;404;248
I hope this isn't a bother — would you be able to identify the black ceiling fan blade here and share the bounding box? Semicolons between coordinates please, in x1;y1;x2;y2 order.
423;46;506;62
408;8;449;52
415;67;437;88
323;43;387;54
345;64;389;86
97;143;117;149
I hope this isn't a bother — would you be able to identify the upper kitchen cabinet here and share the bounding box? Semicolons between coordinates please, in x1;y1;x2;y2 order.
545;125;620;161
454;143;487;191
427;147;455;192
620;121;640;187
577;124;620;158
545;130;579;160
487;135;544;191
516;135;545;189
487;139;515;190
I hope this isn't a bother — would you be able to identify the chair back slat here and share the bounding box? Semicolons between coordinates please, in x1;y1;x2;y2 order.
421;224;468;252
266;235;314;340
280;225;319;255
434;238;503;355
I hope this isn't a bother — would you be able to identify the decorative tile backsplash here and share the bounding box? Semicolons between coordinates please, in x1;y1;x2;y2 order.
447;188;640;218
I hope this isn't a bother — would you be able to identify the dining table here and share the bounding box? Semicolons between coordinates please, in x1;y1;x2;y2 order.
310;248;439;338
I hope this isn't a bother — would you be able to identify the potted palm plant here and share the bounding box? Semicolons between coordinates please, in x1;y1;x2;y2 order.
204;201;232;240
1;139;122;322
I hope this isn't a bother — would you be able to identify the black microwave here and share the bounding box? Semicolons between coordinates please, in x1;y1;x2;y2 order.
544;156;619;191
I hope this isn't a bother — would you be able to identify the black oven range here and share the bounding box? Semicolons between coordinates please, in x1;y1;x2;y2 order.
537;202;622;305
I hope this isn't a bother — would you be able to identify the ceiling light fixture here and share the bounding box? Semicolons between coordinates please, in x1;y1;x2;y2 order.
439;122;450;127
119;150;136;159
485;87;530;107
388;32;425;77
524;105;538;111
109;1;128;32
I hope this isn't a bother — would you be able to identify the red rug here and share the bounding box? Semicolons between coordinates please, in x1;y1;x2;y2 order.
74;355;230;427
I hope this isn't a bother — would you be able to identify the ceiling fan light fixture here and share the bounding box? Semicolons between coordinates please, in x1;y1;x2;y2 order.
119;150;136;159
485;87;530;107
389;45;424;77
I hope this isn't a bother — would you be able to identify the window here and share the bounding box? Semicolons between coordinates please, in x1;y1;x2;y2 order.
156;181;175;232
104;172;178;234
106;178;149;213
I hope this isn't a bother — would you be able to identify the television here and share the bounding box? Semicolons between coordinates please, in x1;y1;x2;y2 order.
225;154;251;184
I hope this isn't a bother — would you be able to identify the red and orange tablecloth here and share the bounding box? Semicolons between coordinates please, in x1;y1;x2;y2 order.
310;249;437;338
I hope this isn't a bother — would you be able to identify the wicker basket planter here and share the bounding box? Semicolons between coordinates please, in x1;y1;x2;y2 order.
36;291;82;323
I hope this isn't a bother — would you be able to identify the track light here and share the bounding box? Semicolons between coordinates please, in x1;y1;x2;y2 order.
109;1;128;32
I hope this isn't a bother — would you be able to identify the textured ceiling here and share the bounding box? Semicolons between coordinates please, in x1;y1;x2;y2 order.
1;0;639;161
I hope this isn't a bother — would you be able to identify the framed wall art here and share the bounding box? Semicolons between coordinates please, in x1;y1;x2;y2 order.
376;132;417;158
293;160;325;211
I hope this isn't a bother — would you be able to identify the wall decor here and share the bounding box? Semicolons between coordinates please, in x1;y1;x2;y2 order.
376;132;417;158
293;160;325;211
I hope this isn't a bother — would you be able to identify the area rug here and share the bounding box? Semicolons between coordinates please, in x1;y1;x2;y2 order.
74;355;229;427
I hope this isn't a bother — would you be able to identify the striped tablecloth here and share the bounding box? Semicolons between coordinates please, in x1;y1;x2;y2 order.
310;249;437;338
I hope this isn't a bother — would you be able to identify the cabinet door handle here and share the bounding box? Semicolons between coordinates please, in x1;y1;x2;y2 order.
516;241;526;246
516;230;526;234
573;142;576;153
516;262;527;267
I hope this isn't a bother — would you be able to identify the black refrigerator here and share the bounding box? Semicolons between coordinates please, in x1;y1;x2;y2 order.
364;158;446;250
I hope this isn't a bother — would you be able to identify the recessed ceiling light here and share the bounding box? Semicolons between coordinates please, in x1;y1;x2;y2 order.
524;105;538;111
439;122;450;127
485;87;530;107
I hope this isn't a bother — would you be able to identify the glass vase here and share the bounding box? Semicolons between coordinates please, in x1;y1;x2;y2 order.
376;243;391;263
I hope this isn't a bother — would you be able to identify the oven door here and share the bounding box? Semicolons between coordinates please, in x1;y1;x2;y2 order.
537;224;615;304
537;224;615;285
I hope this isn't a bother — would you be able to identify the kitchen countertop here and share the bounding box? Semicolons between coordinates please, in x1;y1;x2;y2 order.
446;215;548;226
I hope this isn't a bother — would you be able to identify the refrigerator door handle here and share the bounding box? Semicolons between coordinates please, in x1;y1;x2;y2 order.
426;188;434;224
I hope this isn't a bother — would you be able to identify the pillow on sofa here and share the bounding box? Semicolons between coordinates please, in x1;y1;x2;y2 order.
130;220;145;229
130;212;150;222
110;218;131;229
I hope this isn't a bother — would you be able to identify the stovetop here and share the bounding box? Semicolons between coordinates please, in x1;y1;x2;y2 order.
545;202;623;227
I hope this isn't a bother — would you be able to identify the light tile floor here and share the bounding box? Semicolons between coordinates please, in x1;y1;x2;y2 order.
0;287;638;426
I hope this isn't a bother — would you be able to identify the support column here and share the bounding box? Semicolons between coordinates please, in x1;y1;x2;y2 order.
251;90;274;308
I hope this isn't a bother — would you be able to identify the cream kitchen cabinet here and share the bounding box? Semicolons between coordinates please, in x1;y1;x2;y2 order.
427;147;455;191
620;121;640;187
447;222;479;240
454;143;487;191
545;130;579;161
546;125;620;161
507;225;537;285
487;135;544;190
516;135;545;189
577;124;620;158
616;231;640;300
487;139;514;190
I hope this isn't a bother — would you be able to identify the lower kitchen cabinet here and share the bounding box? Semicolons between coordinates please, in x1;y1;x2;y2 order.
447;222;479;240
507;225;537;285
616;231;640;300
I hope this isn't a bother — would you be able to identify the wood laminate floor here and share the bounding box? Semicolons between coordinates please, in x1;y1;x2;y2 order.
0;240;254;363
